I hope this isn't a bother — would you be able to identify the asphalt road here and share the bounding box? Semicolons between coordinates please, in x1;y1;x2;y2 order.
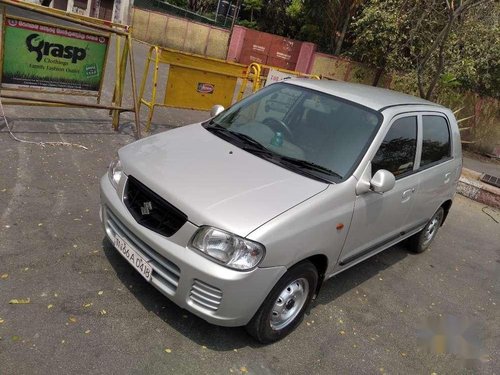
1;23;499;375
1;115;500;375
463;152;500;178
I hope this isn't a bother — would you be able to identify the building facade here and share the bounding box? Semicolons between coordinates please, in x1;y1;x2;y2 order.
25;0;131;24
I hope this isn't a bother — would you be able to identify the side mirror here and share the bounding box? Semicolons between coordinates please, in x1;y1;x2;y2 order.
370;169;396;194
210;104;225;118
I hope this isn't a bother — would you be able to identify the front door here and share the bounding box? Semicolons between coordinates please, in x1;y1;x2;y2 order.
339;115;420;266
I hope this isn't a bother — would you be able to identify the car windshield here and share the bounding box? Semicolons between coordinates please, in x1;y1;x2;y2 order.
206;82;382;182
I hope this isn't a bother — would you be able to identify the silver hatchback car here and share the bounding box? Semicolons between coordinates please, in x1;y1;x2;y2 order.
100;80;462;343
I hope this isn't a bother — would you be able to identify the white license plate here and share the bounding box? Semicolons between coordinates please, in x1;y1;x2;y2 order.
112;234;152;281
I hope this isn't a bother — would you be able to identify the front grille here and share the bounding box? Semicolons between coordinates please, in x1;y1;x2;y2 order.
189;280;223;311
105;207;181;294
124;176;188;237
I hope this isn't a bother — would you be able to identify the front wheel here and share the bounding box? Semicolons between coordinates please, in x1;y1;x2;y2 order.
246;261;318;344
408;207;445;253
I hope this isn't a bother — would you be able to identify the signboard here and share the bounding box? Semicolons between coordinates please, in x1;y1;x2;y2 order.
1;16;109;94
265;68;297;87
164;65;237;110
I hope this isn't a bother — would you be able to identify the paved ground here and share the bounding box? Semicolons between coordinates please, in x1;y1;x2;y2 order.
463;152;500;178
1;21;499;375
1;122;499;374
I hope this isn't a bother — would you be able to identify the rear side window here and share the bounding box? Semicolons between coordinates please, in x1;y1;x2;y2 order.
372;116;417;177
421;116;451;167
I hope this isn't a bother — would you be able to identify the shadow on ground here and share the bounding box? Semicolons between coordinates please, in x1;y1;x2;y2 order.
102;237;411;350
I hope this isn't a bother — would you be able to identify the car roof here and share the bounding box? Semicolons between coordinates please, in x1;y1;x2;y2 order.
284;79;443;111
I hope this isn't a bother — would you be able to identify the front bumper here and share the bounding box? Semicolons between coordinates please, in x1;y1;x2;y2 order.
99;174;286;327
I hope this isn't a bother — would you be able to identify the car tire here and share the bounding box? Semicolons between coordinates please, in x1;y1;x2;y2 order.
245;261;318;344
408;207;445;253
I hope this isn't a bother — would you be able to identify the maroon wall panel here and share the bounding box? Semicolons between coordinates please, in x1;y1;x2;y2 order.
238;28;303;70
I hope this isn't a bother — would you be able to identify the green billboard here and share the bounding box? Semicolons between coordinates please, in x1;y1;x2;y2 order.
1;16;109;93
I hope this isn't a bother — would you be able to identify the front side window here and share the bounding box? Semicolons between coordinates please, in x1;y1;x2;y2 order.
206;83;382;182
372;116;417;177
420;115;451;167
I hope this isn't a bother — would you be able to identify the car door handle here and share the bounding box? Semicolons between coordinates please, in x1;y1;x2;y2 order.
444;172;452;184
402;188;415;203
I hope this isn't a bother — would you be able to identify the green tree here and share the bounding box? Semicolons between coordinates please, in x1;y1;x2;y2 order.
348;0;408;86
412;0;493;99
243;0;263;23
447;2;500;98
167;0;188;6
349;0;496;99
256;0;302;36
300;0;362;54
186;0;217;13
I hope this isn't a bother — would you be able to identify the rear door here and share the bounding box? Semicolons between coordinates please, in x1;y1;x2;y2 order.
407;113;457;226
339;114;420;266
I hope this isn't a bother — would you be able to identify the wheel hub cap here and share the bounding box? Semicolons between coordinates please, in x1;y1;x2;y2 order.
270;278;309;330
422;211;443;247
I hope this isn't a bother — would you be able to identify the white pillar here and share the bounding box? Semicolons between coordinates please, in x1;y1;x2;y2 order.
66;0;74;13
112;0;130;24
85;0;92;17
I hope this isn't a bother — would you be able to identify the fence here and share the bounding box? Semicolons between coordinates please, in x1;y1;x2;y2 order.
131;7;230;59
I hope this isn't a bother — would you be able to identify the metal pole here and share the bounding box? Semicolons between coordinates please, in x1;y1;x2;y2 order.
215;0;221;23
229;0;241;33
127;35;143;139
224;0;231;26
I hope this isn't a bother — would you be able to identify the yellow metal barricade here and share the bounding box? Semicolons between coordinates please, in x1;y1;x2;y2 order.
138;46;321;132
236;63;262;102
235;64;320;102
139;46;259;131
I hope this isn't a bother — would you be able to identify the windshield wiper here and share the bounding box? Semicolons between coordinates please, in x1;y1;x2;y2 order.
278;156;342;179
207;125;339;181
226;131;269;151
207;125;271;153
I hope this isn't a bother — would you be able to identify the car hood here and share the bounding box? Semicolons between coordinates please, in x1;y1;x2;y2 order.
119;124;329;236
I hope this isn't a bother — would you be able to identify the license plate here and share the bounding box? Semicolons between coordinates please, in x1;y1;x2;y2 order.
112;234;152;281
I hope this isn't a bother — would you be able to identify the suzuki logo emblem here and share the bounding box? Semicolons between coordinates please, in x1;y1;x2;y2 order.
140;201;153;215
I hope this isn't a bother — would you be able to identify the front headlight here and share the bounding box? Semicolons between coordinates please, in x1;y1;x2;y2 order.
190;226;265;271
108;156;123;189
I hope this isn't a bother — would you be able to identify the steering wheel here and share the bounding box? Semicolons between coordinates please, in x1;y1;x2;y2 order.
262;117;294;141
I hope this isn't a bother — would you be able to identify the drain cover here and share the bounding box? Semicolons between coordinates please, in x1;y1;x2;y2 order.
480;174;500;188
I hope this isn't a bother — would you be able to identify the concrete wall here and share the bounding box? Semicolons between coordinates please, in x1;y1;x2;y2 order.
310;53;392;87
444;93;500;156
131;7;230;59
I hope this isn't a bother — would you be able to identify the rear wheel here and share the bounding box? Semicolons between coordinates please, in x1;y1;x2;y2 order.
408;207;445;253
246;261;318;344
